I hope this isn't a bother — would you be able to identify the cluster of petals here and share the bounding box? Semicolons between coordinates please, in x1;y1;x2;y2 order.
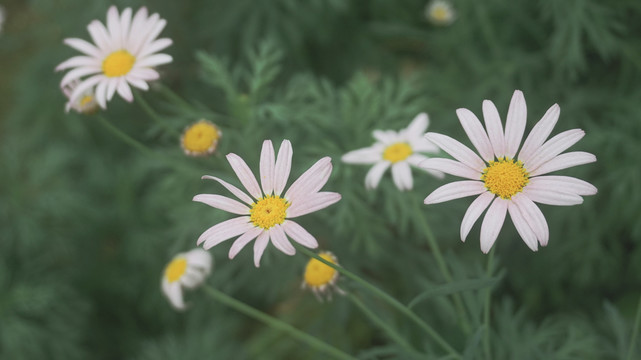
161;248;212;310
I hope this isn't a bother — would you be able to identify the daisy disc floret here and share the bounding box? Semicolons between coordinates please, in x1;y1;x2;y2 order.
62;80;99;114
56;6;173;109
161;248;212;310
421;90;597;253
193;140;342;267
181;120;222;156
301;251;344;301
342;113;444;191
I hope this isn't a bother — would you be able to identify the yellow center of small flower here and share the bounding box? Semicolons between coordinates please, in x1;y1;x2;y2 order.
481;158;529;199
79;95;94;107
431;6;449;21
182;122;221;153
304;253;337;287
102;50;136;77
383;142;412;163
165;257;187;283
250;196;290;229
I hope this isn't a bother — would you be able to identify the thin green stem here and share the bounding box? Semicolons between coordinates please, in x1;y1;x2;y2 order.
298;246;461;358
483;249;495;360
156;83;194;111
626;293;641;360
202;285;355;360
95;115;155;156
134;90;181;137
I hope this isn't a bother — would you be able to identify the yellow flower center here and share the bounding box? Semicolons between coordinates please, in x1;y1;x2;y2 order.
304;252;337;287
481;158;529;199
250;195;290;229
79;95;94;107
182;121;221;153
431;6;449;21
102;50;136;77
383;142;412;163
165;257;187;283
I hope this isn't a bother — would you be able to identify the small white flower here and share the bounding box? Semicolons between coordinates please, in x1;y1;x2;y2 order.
56;6;173;109
301;251;344;301
342;113;444;191
425;0;456;26
161;248;212;311
422;90;597;253
194;140;341;267
62;80;99;114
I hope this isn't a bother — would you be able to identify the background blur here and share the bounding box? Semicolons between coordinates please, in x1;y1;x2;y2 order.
1;0;640;359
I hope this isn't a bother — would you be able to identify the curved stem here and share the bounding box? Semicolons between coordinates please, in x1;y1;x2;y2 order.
202;285;356;360
95;115;155;156
626;293;641;360
134;90;181;137
482;249;495;360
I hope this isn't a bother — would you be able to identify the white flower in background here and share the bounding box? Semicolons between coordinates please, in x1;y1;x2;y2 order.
301;251;344;301
194;140;341;267
425;0;456;26
161;248;212;311
62;80;99;114
342;113;444;191
56;6;173;109
422;90;597;253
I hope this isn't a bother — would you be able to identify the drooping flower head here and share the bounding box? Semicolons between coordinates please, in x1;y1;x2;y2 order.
422;90;597;253
56;6;173;109
425;0;456;26
301;251;344;301
194;140;341;267
342;113;444;191
181;120;222;157
62;80;99;114
161;248;212;310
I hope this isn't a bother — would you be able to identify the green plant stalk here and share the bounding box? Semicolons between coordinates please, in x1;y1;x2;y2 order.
156;83;194;111
626;292;641;360
134;90;181;137
297;246;461;358
202;285;356;360
483;249;495;360
95;115;155;157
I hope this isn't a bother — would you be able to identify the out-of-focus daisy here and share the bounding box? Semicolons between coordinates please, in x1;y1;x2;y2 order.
56;6;173;109
0;6;6;34
194;140;341;267
181;120;222;156
161;248;212;310
342;113;444;191
301;251;344;301
425;0;456;26
422;90;597;253
62;80;99;114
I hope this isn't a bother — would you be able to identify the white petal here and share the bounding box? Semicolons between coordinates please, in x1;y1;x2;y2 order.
106;6;121;48
228;227;263;259
56;56;98;71
364;161;389;190
504;90;527;159
128;68;160;81
507;202;538;251
410;137;440;153
424;181;486;204
60;66;102;87
135;53;173;68
341;146;381;164
226;153;263;199
87;20;113;52
69;75;104;104
528;176;597;196
119;8;133;46
198;217;253;247
482;100;506;158
529;151;596;177
287;192;341;218
185;249;213;273
524;129;585;172
460;191;494;242
128;7;149;50
193;194;250;215
201;175;254;205
391;162;413;191
273;140;293;196
63;38;103;58
253;231;270;267
425;133;485;171
282;220;318;248
512;194;549;246
125;76;150;91
419;158;480;180
162;280;185;310
480;198;508;253
270;224;295;255
106;78;118;101
373;130;396;143
180;269;206;289
518;104;560;163
131;13;160;55
138;38;172;59
259;140;275;195
95;80;108;109
144;17;167;45
285;157;332;202
117;80;134;102
522;187;583;206
456;108;494;161
406;113;429;135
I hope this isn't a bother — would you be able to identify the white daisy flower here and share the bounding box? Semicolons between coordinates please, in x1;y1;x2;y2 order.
62;80;99;114
341;113;444;191
422;90;597;253
193;140;341;267
425;0;456;26
56;6;173;109
301;251;344;301
161;248;212;311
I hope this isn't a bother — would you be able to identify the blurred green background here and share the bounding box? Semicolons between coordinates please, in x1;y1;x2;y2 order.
1;0;640;359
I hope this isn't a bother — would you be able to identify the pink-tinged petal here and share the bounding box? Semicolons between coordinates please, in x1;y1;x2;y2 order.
512;194;549;246
373;130;396;144
420;158;480;180
406;113;429;135
522;187;583;206
226;153;263;199
128;68;160;81
480;198;508;253
424;181;486;204
282;220;318;248
273;140;292;196
425;133;486;171
201;175;254;205
270;225;295;255
504;90;527;159
406;154;444;180
135;53;173;68
228;227;263;259
253;231;270;267
119;8;133;45
145;17;167;44
60;66;102;87
69;75;104;104
116;80;133;102
528;176;597;196
507;202;538;251
285;157;332;202
94;80;108;109
162;280;185;310
125;76;149;91
518;104;560;163
482;100;506;158
287;192;341;218
87;20;113;52
63;38;103;58
198;217;252;247
128;7;150;52
364;161;389;190
259;140;275;195
529;151;596;177
56;56;97;71
456;108;494;161
460;191;494;242
193;194;249;215
138;38;172;59
524;129;585;172
341;147;381;164
130;13;160;55
106;78;118;101
391;161;413;191
106;6;121;47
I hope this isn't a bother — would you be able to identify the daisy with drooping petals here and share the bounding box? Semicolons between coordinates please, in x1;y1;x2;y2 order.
161;248;212;310
62;80;99;114
193;140;341;267
421;90;597;253
180;120;222;157
301;251;344;301
56;6;173;109
342;113;444;191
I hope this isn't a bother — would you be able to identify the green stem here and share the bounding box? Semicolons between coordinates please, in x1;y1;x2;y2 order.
626;293;641;360
134;90;181;137
156;83;195;111
202;285;356;360
298;246;461;358
483;249;495;360
95;115;155;156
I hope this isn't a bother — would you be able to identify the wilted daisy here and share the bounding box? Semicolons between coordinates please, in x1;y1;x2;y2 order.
56;6;173;109
342;113;443;191
181;120;222;156
193;140;341;267
62;80;99;114
301;251;344;301
422;90;597;253
161;248;212;310
425;0;456;26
